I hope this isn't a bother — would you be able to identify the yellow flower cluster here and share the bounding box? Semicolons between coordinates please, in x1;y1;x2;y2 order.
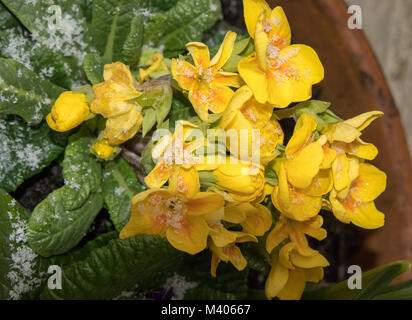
44;0;387;300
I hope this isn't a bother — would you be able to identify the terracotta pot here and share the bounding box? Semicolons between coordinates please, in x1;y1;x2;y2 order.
268;0;412;280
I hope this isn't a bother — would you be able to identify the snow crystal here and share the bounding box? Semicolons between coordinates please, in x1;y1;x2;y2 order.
163;273;198;300
114;187;125;196
6;209;42;300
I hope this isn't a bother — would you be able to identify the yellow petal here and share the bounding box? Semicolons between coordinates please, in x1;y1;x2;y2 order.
266;6;291;47
301;169;333;197
93;139;114;160
187;192;225;215
347;138;379;160
211;252;219;277
279;242;296;269
104;107;141;145
332;153;350;191
277;269;306;300
240;203;272;236
320;145;337;169
209;223;238;247
47;92;90;132
238;53;268;104
347;201;385;229
166;215;209;254
329;190;351;224
168;166;200;198
120;189;170;238
223;203;248;224
210;31;237;70
225;244;248;271
286;114;317;156
265;256;289;300
255;13;269;71
145;162;175;188
171;59;197;91
266;219;288;253
289;229;318;257
328;122;361;143
266;45;324;107
220;86;253;129
351;163;387;202
186;42;210;69
285;142;324;189
344;111;384;131
213;71;243;88
290;250;330;269
243;0;271;38
304;267;324;283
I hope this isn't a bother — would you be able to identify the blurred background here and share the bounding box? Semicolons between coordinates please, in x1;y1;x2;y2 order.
346;0;412;153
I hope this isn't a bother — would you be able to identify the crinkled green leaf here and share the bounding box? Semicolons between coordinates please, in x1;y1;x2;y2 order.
102;158;144;231
0;3;19;31
40;235;184;299
222;37;254;73
0;29;75;89
0;58;65;124
142;0;179;12
122;14;144;68
141;140;156;174
373;280;412;300
92;0;142;62
0;118;64;192
145;0;221;57
27;128;104;257
83;53;110;85
1;0;92;68
174;254;248;300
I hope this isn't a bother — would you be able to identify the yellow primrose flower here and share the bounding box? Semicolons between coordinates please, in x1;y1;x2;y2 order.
171;31;242;122
145;121;208;188
224;202;272;236
139;53;169;83
239;1;324;106
91;62;143;145
120;167;225;254
211;159;265;202
46;91;90;132
266;215;327;257
209;230;257;277
320;111;384;191
329;163;386;229
93;138;115;160
219;86;284;164
265;242;329;300
283;114;325;190
271;159;332;221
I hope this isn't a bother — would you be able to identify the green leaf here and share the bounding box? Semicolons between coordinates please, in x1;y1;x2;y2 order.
83;53;110;85
176;254;248;300
102;158;144;231
0;58;65;124
373;280;412;300
168;94;197;129
40;235;184;299
92;0;142;62
142;0;179;12
122;14;144;68
27;128;104;257
1;0;92;67
303;260;411;300
222;38;254;73
0;29;78;89
142;107;157;137
141;140;156;174
0;189;44;300
264;160;278;187
294;100;342;132
0;3;19;31
0;118;64;192
135;80;173;133
147;0;221;57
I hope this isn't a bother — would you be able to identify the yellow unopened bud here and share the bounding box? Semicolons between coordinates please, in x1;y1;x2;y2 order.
93;139;115;159
139;53;167;83
46;91;90;132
